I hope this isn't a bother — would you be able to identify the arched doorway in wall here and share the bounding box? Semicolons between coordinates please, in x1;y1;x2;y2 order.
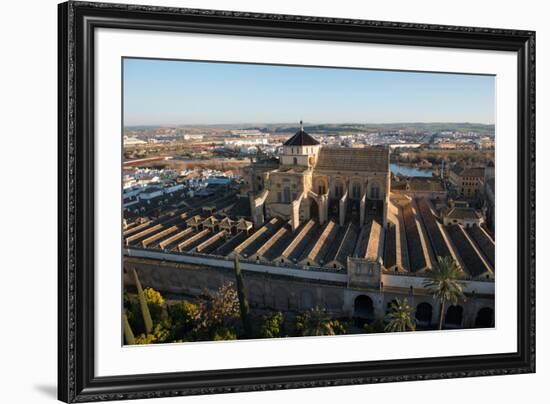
474;307;494;328
354;295;375;323
415;302;433;327
444;305;463;328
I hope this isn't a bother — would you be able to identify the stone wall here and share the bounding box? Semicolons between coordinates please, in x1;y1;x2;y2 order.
124;254;495;328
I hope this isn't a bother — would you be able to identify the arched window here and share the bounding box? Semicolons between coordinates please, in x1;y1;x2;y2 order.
293;157;298;165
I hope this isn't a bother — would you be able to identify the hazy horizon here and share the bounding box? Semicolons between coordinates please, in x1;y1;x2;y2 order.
124;121;495;129
123;58;495;127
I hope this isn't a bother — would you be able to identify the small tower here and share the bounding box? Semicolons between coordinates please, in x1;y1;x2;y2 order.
280;121;321;168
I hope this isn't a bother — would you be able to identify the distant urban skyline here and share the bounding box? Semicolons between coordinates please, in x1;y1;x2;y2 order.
123;58;495;126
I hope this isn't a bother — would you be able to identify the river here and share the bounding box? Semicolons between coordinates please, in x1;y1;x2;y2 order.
390;163;433;178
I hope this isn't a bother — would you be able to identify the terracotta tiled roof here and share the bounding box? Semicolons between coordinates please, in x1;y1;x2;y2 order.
315;147;389;172
392;177;445;192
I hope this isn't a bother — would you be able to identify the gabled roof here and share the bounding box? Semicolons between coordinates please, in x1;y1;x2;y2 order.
236;218;253;231
315;147;389;172
203;216;219;225
283;125;320;146
219;217;234;226
186;215;203;226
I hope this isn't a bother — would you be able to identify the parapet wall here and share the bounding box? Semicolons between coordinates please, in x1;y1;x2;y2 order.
125;248;494;296
123;252;495;328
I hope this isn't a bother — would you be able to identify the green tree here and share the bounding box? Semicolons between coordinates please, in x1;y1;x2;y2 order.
384;298;416;332
211;327;238;341
330;319;348;335
423;256;466;330
125;285;168;336
195;282;240;340
134;323;170;345
169;300;201;340
233;257;252;337
364;320;386;334
259;312;285;338
295;306;345;336
143;287;166;323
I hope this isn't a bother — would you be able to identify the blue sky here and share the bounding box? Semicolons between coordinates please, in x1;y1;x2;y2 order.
123;58;495;126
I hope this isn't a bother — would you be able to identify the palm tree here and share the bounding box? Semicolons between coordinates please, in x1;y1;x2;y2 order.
385;298;416;332
423;256;466;330
295;306;341;336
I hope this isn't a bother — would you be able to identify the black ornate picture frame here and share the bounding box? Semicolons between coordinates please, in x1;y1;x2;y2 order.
58;1;535;402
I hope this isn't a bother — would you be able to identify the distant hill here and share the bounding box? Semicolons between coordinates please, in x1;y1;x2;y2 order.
124;122;494;135
265;122;494;135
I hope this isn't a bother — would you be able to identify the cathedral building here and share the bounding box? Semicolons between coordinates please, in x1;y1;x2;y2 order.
124;123;495;328
248;122;390;230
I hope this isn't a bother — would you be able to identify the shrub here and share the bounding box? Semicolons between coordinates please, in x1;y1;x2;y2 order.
259;312;285;338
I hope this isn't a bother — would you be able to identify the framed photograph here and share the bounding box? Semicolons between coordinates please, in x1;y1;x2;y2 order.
58;1;535;402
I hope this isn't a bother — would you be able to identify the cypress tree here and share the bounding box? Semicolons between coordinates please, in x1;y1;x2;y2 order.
233;257;252;337
123;312;136;345
133;268;153;334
